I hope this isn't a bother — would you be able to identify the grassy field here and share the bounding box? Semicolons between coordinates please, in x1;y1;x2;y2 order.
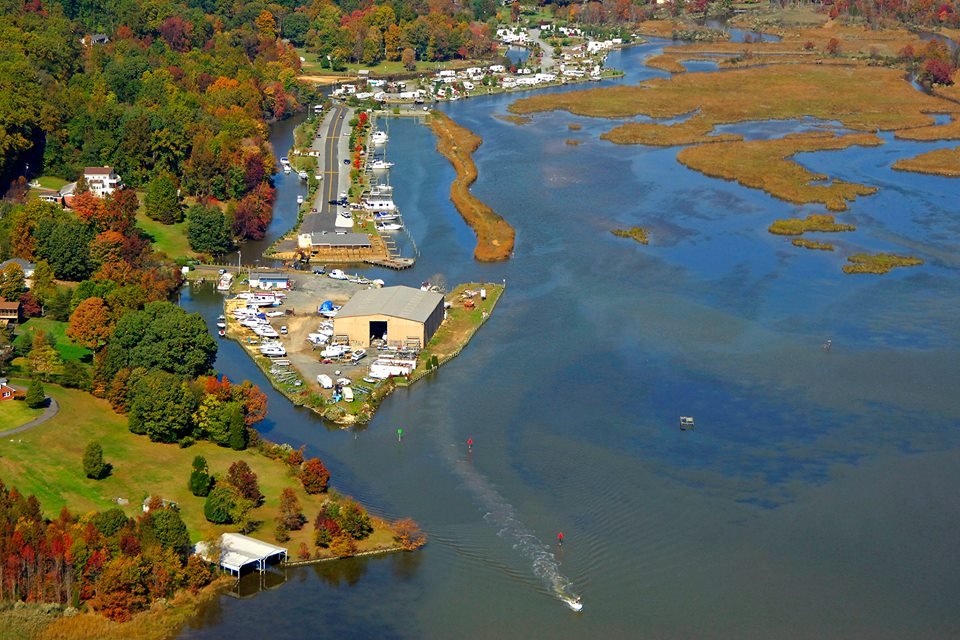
15;317;93;363
427;111;515;262
891;146;960;177
136;210;195;260
768;213;856;235
0;400;44;432
510;65;960;146
0;385;400;556
676;132;882;211
36;176;69;190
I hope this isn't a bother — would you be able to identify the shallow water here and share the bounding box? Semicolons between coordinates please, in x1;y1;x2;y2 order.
180;44;960;639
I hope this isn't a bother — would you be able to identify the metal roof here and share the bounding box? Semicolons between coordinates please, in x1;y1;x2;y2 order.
336;286;443;323
308;232;372;248
251;272;287;281
195;533;287;574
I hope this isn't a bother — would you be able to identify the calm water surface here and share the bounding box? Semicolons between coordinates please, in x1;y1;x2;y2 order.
180;42;960;639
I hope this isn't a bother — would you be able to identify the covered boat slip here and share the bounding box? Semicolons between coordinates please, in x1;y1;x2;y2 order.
195;533;288;576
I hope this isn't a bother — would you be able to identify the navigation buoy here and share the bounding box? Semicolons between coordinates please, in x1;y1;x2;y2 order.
467;438;473;450
557;532;564;545
397;428;403;442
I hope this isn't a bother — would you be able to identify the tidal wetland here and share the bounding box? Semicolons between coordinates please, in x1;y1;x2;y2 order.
180;28;960;640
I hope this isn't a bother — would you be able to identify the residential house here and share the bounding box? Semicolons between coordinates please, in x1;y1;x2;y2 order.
83;167;122;198
0;378;15;401
0;300;21;327
0;258;36;289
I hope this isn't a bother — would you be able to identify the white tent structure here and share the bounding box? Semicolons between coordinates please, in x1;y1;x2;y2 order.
195;533;288;575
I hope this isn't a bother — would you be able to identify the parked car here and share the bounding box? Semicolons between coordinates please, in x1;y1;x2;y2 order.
280;326;288;335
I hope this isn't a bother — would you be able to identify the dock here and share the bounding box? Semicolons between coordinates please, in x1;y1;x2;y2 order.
364;257;415;270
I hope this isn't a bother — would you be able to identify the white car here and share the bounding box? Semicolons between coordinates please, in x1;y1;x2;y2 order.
328;269;348;280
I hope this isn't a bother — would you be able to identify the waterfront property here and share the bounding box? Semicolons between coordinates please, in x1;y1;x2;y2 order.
196;533;288;576
334;285;444;350
248;271;291;290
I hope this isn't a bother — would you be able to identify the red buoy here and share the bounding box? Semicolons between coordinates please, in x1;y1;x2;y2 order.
467;438;474;449
557;532;564;544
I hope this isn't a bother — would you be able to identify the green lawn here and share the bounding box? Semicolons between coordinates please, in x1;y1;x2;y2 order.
15;317;92;363
136;210;196;260
36;176;69;190
0;400;44;432
0;385;399;554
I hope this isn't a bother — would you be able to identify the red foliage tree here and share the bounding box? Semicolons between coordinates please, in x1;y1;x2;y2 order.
299;458;330;494
921;58;955;85
278;488;307;531
226;460;264;505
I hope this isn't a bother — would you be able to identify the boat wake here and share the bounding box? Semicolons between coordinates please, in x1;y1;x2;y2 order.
450;457;583;612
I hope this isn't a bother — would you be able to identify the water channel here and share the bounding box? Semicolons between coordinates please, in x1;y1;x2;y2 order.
180;41;960;638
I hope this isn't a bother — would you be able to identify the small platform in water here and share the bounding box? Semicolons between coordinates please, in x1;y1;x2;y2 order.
363;257;415;270
680;416;695;431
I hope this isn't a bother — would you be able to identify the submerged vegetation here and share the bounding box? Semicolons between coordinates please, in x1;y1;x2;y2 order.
428;111;515;262
497;115;532;126
768;214;856;235
843;253;924;274
792;238;835;251
611;227;650;244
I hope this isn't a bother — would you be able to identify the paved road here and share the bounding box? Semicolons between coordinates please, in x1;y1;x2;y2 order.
0;395;60;437
303;103;353;235
529;28;555;70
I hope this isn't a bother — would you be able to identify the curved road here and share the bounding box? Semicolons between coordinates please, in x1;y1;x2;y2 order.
0;395;60;437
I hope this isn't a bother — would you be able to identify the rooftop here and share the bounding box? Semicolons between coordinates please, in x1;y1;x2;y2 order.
251;272;288;281
308;232;372;248
0;300;21;311
83;166;115;176
337;285;443;323
195;533;287;574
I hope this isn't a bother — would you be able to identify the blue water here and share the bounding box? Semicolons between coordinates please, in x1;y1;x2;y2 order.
180;43;960;638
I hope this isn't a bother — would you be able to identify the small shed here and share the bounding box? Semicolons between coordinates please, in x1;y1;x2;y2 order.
195;533;288;575
334;285;444;349
248;272;290;290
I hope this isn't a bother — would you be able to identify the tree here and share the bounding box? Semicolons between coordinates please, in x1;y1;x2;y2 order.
24;378;45;408
402;47;416;71
188;455;212;497
337;500;373;540
186;204;232;255
83;441;108;479
299;457;330;494
67;297;113;349
30;260;56;305
34;218;93;281
204;486;236;524
278;488;306;531
27;330;61;380
920;58;955;85
226;460;263;506
148;509;190;554
144;173;183;224
0;263;26;301
127;371;198;443
105;301;217;379
392;518;426;550
826;38;841;56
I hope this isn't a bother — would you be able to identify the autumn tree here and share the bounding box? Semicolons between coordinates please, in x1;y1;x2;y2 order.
67;297;113;349
0;262;26;301
255;10;277;40
83;441;108;479
28;330;61;380
393;518;427;550
30;260;56;304
277;487;306;531
402;47;416;71
204;486;236;524
299;457;330;494
226;460;263;506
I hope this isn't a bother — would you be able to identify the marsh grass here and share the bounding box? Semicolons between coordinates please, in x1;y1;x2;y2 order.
791;238;835;250
768;213;856;235
611;227;650;244
843;253;924;274
891;146;960;176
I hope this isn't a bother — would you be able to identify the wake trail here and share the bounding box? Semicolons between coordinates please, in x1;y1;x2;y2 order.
447;450;582;612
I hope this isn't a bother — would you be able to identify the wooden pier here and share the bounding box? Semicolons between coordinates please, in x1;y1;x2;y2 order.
363;257;415;270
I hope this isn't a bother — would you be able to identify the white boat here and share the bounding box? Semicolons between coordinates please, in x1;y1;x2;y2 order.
369;183;393;197
316;374;333;389
321;345;349;358
373;211;399;221
254;326;279;338
342;386;354;402
216;320;226;329
376;221;403;232
319;306;340;318
296;195;304;204
336;377;352;386
368;159;393;171
298;170;308;180
265;310;285;317
328;269;348;280
280;156;290;165
307;333;330;345
240;293;281;306
260;342;287;357
371;130;388;145
216;273;233;291
363;198;396;211
350;349;367;363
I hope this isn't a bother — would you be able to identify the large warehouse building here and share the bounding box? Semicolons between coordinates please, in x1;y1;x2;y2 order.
334;286;445;349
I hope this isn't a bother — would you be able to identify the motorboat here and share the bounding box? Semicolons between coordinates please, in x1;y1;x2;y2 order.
680;416;695;431
363;198;396;211
255;326;279;338
373;211;399;221
298;170;308;180
307;333;330;345
216;320;226;329
216;273;233;291
336;377;352;386
350;349;367;363
362;377;378;384
369;183;393;197
321;345;349;358
316;374;333;389
328;269;348;280
297;195;304;204
371;130;388;145
260;342;287;357
218;330;226;337
265;310;285;317
376;221;403;232
368;159;394;171
342;386;354;402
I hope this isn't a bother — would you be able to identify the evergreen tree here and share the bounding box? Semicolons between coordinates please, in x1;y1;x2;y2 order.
188;455;212;497
203;486;236;524
186;204;232;255
25;378;46;408
83;441;107;479
144;173;183;224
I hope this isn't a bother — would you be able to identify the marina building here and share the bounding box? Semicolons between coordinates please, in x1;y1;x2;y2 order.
334;285;444;349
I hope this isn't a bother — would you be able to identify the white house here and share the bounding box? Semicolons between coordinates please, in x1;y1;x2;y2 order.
83;167;122;198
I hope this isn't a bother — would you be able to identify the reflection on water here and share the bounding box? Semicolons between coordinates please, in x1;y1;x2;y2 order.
181;42;960;639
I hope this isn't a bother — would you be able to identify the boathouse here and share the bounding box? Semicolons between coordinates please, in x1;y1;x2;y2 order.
195;533;288;575
248;271;291;290
334;285;444;349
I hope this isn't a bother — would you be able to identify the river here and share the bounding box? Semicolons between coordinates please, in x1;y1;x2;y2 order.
179;41;960;638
